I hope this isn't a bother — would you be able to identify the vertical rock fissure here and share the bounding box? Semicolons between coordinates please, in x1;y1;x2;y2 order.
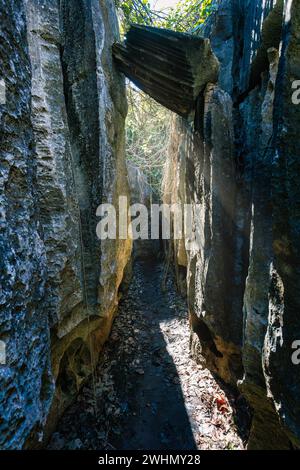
59;0;102;309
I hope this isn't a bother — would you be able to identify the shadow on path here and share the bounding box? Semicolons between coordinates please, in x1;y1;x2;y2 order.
109;259;196;450
48;259;246;450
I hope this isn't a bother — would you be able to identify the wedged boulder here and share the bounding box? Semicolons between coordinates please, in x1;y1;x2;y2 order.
113;24;219;117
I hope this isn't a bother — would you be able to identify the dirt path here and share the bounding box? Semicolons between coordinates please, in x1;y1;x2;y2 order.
48;260;248;450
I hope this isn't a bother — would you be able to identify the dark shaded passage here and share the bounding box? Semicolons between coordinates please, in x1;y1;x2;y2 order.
109;260;196;450
48;260;244;450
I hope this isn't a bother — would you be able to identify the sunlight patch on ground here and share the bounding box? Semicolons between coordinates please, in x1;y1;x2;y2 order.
158;316;245;449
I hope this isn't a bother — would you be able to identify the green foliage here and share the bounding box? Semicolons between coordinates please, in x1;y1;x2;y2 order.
115;0;162;33
162;0;216;33
115;0;216;196
125;85;171;196
115;0;216;33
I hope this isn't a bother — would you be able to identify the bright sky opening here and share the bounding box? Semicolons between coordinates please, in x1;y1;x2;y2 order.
151;0;179;11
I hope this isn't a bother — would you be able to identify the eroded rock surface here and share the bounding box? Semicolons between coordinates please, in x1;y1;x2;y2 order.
164;0;300;449
0;0;131;449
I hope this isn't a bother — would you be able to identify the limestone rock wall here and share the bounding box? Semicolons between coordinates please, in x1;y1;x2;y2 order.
0;0;131;449
164;0;300;449
0;0;52;449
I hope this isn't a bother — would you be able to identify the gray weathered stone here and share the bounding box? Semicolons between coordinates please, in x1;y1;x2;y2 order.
164;0;300;449
0;0;131;449
0;0;52;449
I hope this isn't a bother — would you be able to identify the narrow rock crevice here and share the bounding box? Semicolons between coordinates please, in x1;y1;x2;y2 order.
48;260;250;450
1;0;300;451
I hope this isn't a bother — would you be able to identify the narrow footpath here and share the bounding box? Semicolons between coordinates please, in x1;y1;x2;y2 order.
48;260;249;450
